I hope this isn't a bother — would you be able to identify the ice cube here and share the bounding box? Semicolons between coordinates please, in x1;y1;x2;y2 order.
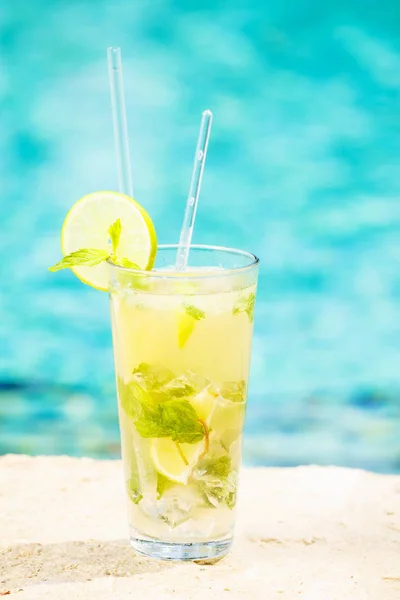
211;380;247;403
184;371;211;393
132;363;174;390
203;471;237;510
203;482;225;508
174;515;217;538
162;375;196;398
193;452;238;510
157;484;205;528
162;371;211;399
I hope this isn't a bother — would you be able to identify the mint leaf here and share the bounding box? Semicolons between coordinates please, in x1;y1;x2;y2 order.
121;365;173;413
135;398;204;444
157;473;175;499
49;248;109;272
114;256;140;270
177;305;205;349
213;380;247;403
127;475;142;504
162;400;205;443
132;401;162;436
117;377;145;420
200;455;231;479
108;219;140;269
233;292;255;323
184;305;205;320
108;218;122;258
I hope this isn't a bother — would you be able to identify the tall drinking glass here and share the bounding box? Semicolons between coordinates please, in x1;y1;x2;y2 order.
109;245;259;561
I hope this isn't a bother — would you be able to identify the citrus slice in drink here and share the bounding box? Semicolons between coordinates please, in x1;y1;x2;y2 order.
151;439;204;485
61;191;157;291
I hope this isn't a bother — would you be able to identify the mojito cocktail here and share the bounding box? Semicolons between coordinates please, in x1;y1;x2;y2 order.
110;245;258;560
48;54;258;563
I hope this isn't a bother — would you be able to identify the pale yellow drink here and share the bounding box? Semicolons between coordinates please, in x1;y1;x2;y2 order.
109;245;258;560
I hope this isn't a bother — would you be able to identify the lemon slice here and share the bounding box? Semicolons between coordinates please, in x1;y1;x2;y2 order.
151;439;204;485
61;191;157;291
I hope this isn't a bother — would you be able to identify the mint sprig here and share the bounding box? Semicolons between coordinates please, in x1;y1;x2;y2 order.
233;292;255;323
48;248;110;272
108;218;121;259
49;219;140;274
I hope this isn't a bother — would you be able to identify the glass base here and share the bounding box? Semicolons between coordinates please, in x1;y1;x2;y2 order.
130;532;232;561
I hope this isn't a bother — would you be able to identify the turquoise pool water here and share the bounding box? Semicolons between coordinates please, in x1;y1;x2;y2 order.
0;1;399;471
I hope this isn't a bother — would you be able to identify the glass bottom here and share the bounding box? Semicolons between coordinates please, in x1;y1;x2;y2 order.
130;531;233;561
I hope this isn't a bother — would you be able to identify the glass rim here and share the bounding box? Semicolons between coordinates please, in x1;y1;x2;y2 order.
108;244;259;279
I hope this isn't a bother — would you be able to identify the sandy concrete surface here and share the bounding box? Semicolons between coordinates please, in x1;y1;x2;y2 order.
0;455;399;599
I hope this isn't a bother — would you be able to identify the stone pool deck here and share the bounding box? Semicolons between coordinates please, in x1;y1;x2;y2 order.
0;456;399;599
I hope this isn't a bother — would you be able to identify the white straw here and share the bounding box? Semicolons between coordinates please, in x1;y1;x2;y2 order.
176;109;213;270
107;47;134;198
